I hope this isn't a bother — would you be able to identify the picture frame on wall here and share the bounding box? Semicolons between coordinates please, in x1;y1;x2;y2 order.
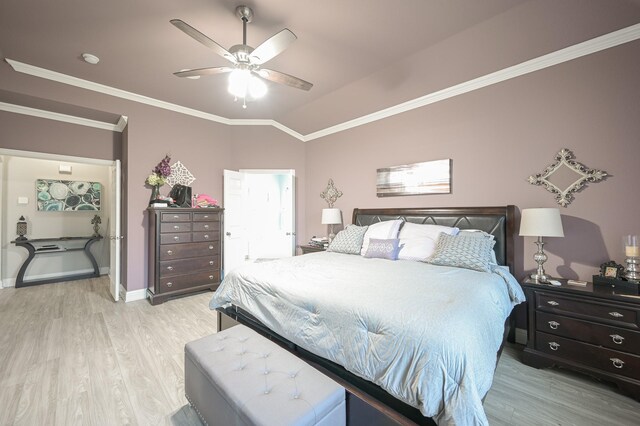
376;159;451;197
36;179;102;211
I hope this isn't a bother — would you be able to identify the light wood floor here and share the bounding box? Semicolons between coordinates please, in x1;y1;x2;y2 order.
0;277;638;425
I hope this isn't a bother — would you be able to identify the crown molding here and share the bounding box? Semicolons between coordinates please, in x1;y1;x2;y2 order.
5;22;640;142
115;115;128;132
0;101;125;132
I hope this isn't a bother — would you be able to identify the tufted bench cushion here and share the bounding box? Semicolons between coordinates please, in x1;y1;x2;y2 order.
185;325;346;426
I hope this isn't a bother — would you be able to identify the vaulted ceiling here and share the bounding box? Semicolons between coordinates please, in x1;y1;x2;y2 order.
1;0;640;136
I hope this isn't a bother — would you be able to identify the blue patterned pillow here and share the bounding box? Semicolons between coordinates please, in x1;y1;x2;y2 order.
327;225;368;254
363;238;401;260
426;233;495;272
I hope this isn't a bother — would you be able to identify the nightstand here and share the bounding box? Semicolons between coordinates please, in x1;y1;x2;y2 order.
298;245;326;255
521;278;640;400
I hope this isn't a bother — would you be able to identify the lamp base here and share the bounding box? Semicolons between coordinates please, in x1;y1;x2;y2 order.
529;273;551;283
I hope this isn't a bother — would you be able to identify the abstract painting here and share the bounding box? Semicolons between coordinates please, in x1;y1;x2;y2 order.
36;179;102;211
377;159;451;197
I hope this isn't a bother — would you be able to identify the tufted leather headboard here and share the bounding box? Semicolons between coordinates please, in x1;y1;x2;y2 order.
353;206;515;269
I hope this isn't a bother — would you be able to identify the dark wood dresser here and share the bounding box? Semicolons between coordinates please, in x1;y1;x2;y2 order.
147;207;223;305
522;279;640;400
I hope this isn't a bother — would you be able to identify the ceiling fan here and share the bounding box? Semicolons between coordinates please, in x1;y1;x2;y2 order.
171;5;312;107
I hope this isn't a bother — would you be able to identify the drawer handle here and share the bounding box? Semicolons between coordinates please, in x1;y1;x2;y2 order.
209;261;214;265
203;215;209;219
204;234;209;239
547;301;559;306
167;250;173;255
610;334;625;345
173;215;179;219
548;321;560;330
167;282;173;287
174;236;180;240
209;275;214;280
609;311;624;318
167;266;174;271
548;342;560;351
610;358;625;369
208;245;214;250
204;224;209;229
174;225;179;229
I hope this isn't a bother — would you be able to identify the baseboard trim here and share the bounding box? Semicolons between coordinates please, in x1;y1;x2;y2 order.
515;327;528;345
1;267;108;288
120;286;148;303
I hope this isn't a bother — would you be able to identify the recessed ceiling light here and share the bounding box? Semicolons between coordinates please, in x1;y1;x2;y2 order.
82;53;100;64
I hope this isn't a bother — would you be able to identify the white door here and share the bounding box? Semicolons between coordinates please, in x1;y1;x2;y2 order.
108;160;121;301
223;170;249;277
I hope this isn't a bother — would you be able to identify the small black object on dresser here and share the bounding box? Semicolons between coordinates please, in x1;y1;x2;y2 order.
522;278;640;400
147;207;223;305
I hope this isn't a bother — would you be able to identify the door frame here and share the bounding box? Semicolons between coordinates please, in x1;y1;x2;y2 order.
0;148;119;292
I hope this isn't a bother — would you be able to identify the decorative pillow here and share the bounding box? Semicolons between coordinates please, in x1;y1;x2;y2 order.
458;229;498;264
360;219;403;256
327;225;369;254
363;238;401;260
426;233;496;272
397;222;459;261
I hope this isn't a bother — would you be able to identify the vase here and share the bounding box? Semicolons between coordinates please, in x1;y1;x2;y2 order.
149;185;160;204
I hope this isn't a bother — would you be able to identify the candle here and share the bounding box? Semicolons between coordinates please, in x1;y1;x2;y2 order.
626;245;640;258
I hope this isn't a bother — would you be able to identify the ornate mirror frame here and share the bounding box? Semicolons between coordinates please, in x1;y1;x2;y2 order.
528;148;608;207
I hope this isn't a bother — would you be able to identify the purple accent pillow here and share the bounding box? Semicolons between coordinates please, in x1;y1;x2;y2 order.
363;238;401;260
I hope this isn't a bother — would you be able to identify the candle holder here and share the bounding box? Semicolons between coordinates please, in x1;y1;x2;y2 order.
624;235;639;282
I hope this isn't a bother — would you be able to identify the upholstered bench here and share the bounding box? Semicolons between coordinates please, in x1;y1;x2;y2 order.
185;325;346;426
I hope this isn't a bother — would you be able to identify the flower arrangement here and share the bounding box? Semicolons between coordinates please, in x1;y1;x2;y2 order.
146;155;171;187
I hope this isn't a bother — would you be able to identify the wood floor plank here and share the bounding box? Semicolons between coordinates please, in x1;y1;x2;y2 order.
1;277;639;425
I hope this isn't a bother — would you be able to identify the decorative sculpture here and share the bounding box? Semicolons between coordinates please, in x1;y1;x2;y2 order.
320;179;343;208
91;215;102;237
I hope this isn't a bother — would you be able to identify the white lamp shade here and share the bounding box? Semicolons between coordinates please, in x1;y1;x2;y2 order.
519;208;564;237
321;208;342;225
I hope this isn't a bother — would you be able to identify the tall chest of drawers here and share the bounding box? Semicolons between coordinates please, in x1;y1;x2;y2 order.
522;279;640;400
147;207;223;305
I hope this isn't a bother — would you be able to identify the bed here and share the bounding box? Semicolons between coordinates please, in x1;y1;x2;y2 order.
210;206;525;425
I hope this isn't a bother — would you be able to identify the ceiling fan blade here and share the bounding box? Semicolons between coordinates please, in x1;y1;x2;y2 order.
249;29;297;65
174;67;233;78
258;68;313;91
170;19;236;64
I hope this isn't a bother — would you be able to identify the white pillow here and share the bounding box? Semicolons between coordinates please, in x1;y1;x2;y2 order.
397;222;459;261
360;219;403;256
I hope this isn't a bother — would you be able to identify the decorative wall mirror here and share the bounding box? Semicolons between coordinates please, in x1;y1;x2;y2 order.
527;148;608;207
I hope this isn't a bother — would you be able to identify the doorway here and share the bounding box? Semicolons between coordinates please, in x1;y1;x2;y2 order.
223;169;295;276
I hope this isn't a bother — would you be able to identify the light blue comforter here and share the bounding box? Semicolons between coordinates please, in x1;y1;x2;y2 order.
210;252;525;425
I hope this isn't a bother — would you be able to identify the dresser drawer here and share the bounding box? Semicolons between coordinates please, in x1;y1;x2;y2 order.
193;212;220;222
193;222;217;232
159;270;220;293
160;222;191;233
161;212;191;222
536;292;640;329
159;257;219;278
159;242;219;260
536;332;640;380
537;311;640;354
192;231;220;242
160;233;193;245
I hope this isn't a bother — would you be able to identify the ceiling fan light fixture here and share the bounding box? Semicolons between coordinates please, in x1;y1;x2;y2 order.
228;69;250;98
249;76;267;99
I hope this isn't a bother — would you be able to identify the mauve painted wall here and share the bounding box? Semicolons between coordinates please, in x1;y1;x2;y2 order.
0;111;118;160
305;40;640;284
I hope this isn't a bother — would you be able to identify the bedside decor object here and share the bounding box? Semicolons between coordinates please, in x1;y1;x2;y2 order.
146;155;172;204
166;160;196;187
91;215;102;237
36;179;101;211
320;178;343;208
599;260;624;279
16;216;27;241
377;159;451;197
527;148;608;207
624;235;639;282
519;208;564;282
322;208;342;243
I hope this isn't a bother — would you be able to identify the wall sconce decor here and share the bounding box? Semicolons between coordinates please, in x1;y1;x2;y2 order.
320;179;343;208
527;149;608;207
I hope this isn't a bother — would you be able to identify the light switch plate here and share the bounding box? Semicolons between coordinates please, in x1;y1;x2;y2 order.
18;196;28;205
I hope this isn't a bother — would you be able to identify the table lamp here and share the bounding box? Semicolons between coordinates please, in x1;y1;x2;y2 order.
519;208;564;282
321;208;342;243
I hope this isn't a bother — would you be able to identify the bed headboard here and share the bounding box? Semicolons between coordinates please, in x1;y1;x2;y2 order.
353;206;515;269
